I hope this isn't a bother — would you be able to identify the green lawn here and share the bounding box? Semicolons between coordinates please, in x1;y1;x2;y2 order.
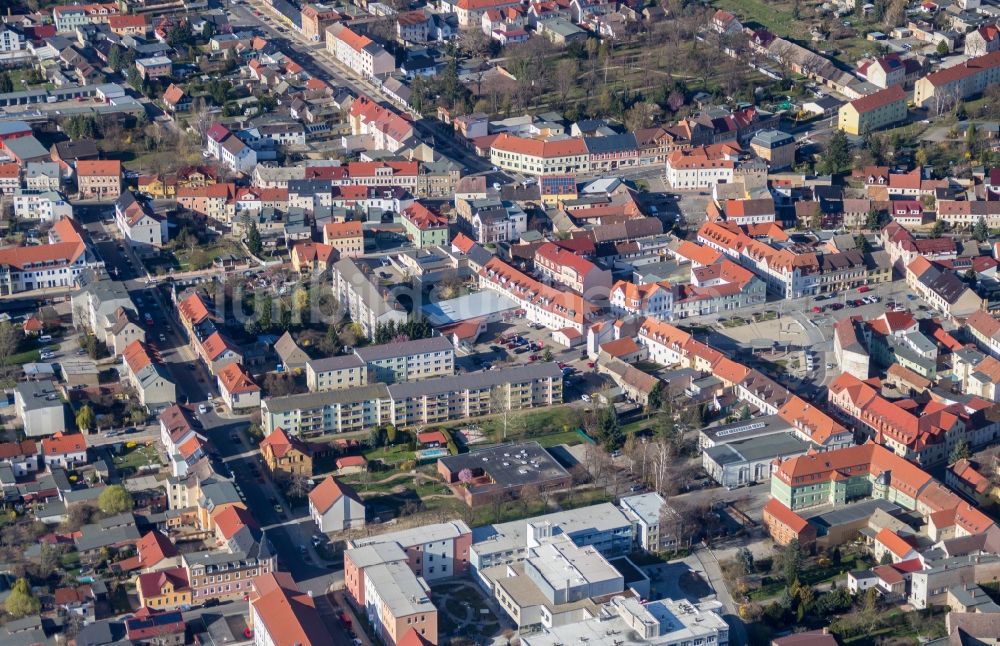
112;443;161;472
6;349;41;366
363;444;416;464
532;429;586;448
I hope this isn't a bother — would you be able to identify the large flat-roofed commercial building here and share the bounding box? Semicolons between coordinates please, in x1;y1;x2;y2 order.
470;504;634;582
519;596;730;646
437;441;571;507
703;432;812;489
698;414;795;450
488;535;625;631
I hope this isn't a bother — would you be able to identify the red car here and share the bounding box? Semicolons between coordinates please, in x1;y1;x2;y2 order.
858;285;871;293
812;306;823;314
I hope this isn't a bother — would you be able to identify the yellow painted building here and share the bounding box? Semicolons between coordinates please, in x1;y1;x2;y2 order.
838;85;908;135
259;426;313;479
136;568;191;611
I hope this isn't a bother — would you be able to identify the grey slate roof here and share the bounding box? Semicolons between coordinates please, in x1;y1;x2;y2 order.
387;362;560;398
354;336;454;363
264;384;391;413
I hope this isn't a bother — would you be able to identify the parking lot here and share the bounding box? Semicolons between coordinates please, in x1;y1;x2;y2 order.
457;318;609;403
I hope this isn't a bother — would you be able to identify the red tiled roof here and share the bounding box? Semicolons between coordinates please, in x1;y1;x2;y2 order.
308;476;361;513
42;432;86;456
200;331;234;361
260;427;309;460
847;85;906;114
336;455;367;468
763;498;810;533
214;505;256;539
923;50;1000;88
874;528;916;558
178;293;210;326
76;159;121;177
217;363;259;395
324;221;363;239
137;567;189;601
0;440;37;460
136;530;178;568
490;132;588;158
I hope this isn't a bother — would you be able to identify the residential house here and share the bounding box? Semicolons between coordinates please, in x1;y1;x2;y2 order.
260;427;313;479
326;24;395;81
76;159;121;200
323;221;365;257
401;203;449;248
41;432;87;469
309;476;365;533
14;380;67;437
115;191;167;253
216;363;260;412
136;568;191;611
838;86;908;135
122;340;176;410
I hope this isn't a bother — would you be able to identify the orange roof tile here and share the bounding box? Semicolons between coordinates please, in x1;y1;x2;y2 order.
308;475;361;513
178;293;210;326
763;498;810;533
42;432;87;456
214;505;256;539
76;159;121;177
218;363;259;395
323;221;363;239
874;528;916;558
490;132;588;158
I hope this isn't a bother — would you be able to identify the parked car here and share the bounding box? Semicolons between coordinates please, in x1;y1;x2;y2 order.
198;404;209;414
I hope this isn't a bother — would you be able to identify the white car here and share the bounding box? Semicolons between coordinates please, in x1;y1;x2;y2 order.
581;394;591;403
198;404;209;414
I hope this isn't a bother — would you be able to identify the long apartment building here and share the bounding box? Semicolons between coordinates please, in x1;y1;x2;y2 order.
489;133;589;176
264;362;562;436
914;50;1000;110
307;336;455;390
326;24;395;80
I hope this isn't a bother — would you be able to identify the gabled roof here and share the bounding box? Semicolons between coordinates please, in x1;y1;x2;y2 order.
76;159;121;177
763;498;810;533
259;427;309;460
217;363;259;395
42;432;86;456
308;475;362;514
874;527;916;558
137;567;189;600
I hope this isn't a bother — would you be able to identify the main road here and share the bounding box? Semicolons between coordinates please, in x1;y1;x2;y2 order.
233;0;491;173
